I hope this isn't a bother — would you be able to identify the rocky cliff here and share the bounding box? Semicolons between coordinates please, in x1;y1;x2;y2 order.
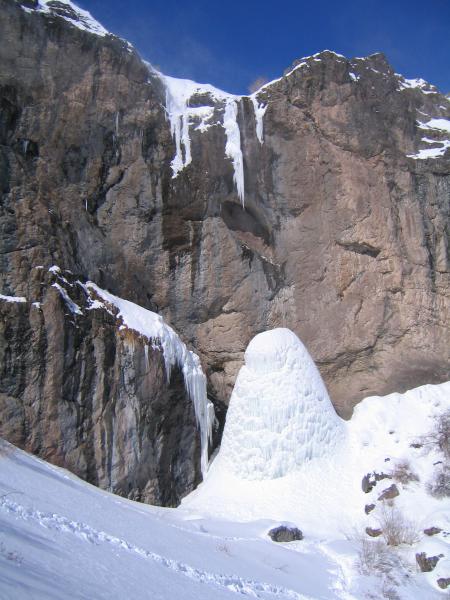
1;0;449;500
0;265;213;505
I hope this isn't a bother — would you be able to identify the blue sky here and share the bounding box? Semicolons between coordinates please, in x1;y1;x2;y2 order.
79;0;450;94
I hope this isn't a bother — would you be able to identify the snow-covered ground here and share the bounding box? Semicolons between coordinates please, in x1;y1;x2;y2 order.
1;328;449;599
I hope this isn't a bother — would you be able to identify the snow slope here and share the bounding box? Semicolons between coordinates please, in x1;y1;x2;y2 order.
1;328;448;599
0;439;361;600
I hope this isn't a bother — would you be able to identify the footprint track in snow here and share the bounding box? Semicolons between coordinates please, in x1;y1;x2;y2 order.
0;498;312;600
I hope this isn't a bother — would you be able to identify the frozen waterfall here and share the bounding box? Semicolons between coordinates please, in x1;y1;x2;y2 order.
218;328;344;480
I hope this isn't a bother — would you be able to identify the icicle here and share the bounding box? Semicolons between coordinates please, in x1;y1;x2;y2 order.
164;84;193;178
250;96;268;144
83;282;214;478
223;99;245;206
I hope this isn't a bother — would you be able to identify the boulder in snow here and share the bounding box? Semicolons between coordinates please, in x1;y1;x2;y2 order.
268;525;303;543
377;484;399;501
415;552;443;572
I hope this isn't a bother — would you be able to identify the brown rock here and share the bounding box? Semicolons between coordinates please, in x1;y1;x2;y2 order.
0;0;449;498
1;2;449;420
378;484;400;501
416;552;443;573
437;578;450;590
424;527;442;536
362;472;391;493
365;527;382;537
268;526;303;542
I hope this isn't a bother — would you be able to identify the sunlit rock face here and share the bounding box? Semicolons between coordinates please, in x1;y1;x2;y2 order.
218;328;344;480
2;2;449;418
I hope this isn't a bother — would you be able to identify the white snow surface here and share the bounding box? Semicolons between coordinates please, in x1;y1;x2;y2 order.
408;140;450;159
0;439;365;600
1;371;448;598
27;0;109;37
407;119;450;159
84;282;214;476
182;329;450;599
418;118;450;134
0;294;26;303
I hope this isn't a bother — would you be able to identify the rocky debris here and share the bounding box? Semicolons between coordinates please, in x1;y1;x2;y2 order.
0;268;204;506
362;471;391;493
415;552;443;573
365;527;383;538
377;484;400;501
437;578;450;589
268;525;303;543
365;504;376;514
424;526;442;536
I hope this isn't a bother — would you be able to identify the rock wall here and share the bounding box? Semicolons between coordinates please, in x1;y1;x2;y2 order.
0;266;202;506
1;0;449;473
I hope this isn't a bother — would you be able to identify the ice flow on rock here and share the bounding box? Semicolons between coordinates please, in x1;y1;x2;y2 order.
218;328;344;480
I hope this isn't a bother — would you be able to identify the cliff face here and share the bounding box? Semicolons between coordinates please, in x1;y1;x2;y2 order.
1;0;449;486
0;266;205;506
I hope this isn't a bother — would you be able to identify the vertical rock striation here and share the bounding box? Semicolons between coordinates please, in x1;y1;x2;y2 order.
0;266;212;506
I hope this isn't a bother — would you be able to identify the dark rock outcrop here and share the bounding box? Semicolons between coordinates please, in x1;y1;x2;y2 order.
0;267;202;506
416;552;443;573
365;527;382;538
362;471;391;493
268;525;303;542
377;484;400;501
424;526;442;536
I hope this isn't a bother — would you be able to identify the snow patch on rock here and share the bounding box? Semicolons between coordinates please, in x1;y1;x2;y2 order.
0;293;27;303
408;118;450;159
418;118;450;134
26;0;109;37
397;76;438;94
52;282;83;315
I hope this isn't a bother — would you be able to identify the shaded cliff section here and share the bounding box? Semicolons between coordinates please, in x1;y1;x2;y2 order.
0;267;202;506
0;0;449;426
